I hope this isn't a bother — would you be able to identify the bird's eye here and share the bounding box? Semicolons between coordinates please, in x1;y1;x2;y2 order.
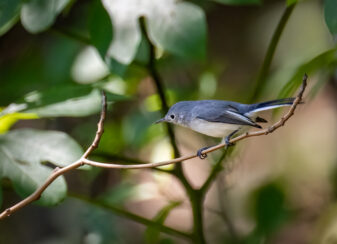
170;114;175;119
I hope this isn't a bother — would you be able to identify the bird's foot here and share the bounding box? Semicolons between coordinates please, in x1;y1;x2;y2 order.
224;137;235;147
197;146;211;159
224;129;239;147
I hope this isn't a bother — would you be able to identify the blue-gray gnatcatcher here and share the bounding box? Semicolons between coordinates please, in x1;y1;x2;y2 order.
155;97;294;158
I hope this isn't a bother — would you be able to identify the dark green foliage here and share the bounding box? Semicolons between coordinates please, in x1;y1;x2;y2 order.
145;201;182;244
253;183;288;234
278;48;337;98
0;0;21;35
324;0;337;36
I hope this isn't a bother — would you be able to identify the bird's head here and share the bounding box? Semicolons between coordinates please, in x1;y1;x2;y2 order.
155;102;190;126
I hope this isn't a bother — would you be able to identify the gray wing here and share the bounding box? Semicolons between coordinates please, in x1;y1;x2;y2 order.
195;104;261;128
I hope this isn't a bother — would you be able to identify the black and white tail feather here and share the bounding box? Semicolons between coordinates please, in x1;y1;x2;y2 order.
247;97;295;115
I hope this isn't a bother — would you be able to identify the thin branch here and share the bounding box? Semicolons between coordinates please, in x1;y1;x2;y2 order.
0;75;307;220
91;152;168;172
83;74;307;170
69;192;193;240
82;91;107;158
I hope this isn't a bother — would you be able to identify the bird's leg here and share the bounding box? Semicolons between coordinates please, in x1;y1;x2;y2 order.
224;129;239;146
197;146;212;159
197;130;240;160
197;130;239;159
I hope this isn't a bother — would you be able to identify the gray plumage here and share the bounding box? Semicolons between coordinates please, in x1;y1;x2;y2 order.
156;98;294;139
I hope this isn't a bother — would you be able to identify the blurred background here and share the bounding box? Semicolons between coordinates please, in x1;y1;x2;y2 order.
0;0;337;243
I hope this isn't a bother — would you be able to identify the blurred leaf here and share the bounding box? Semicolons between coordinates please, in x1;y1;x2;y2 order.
145;201;181;244
98;182;135;206
123;111;162;148
147;2;206;60
21;0;70;33
101;0;206;64
286;0;298;6
82;205;122;243
88;0;129;77
0;129;83;205
278;48;337;98
17;84;128;117
324;0;337;36
0;112;38;134
105;57;128;77
212;0;261;5
159;239;174;244
0;0;21;35
134;33;150;65
88;0;113;57
252;183;288;235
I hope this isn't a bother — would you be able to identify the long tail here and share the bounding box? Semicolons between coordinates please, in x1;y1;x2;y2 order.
248;97;295;114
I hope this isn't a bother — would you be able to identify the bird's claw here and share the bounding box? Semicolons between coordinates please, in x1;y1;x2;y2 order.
224;130;238;147
225;138;235;147
197;146;211;159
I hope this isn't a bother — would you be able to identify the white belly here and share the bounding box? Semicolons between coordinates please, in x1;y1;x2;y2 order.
189;118;242;138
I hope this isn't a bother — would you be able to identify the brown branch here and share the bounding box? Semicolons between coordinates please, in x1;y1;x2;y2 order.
82;91;107;159
0;75;307;220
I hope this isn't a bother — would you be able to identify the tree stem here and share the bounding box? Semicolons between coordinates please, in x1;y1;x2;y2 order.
250;3;296;102
190;190;206;244
69;192;193;240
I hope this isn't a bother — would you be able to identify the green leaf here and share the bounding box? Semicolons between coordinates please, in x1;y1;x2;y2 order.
278;48;337;98
0;0;21;36
24;86;103;117
101;0;207;64
0;112;38;134
324;0;337;36
105;58;128;77
145;201;181;244
19;84;128;117
0;129;83;205
98;182;135;206
89;0;113;57
286;0;298;6
88;0;129;76
252;183;288;235
21;0;70;33
212;0;261;5
147;2;206;60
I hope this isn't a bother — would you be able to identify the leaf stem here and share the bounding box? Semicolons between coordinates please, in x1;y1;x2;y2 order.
250;3;297;102
200;148;231;194
68;192;193;240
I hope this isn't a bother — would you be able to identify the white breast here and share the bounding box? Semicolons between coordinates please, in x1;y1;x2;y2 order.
189;118;242;138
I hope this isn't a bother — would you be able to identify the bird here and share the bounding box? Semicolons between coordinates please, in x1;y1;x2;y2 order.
155;97;295;158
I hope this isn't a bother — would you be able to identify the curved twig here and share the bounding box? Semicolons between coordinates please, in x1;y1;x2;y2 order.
0;75;307;220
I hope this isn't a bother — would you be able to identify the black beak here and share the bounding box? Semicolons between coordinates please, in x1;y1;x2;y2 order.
155;118;166;124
